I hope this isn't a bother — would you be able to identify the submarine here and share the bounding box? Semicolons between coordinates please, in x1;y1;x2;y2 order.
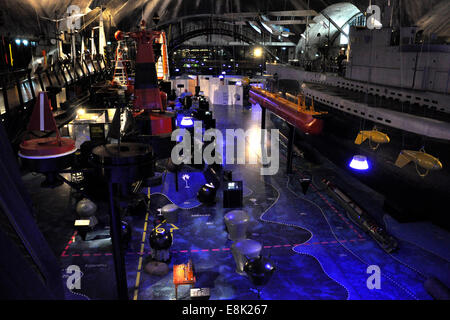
263;3;450;228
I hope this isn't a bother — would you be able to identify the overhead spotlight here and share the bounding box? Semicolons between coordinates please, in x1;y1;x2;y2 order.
253;47;263;58
15;39;21;45
349;155;370;171
22;39;29;46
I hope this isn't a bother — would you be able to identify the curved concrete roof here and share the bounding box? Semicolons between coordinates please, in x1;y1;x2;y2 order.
0;1;448;42
295;2;361;60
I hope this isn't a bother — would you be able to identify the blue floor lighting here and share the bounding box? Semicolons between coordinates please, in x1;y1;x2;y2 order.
349;155;370;171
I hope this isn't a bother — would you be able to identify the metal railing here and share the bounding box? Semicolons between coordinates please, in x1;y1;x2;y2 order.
0;55;109;116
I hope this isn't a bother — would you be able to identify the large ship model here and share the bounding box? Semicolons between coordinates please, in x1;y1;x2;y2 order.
263;1;450;227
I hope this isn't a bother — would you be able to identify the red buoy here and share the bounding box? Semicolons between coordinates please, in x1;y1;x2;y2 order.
19;137;76;158
19;92;76;160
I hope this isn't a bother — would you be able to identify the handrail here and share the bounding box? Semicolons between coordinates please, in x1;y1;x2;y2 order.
0;55;110;116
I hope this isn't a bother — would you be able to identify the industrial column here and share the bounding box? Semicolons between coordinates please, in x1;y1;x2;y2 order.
261;107;266;129
286;124;295;174
108;183;129;300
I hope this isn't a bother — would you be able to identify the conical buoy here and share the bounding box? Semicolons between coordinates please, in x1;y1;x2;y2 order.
19;92;76;159
19;92;77;187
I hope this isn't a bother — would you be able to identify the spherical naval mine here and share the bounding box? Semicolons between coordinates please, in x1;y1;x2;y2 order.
244;256;275;287
149;227;173;250
75;198;97;217
197;183;217;204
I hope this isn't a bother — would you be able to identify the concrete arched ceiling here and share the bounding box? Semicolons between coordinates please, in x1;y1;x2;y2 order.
0;0;448;42
295;2;361;60
415;1;450;42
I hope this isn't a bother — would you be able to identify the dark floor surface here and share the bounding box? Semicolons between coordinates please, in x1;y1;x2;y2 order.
22;102;450;300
